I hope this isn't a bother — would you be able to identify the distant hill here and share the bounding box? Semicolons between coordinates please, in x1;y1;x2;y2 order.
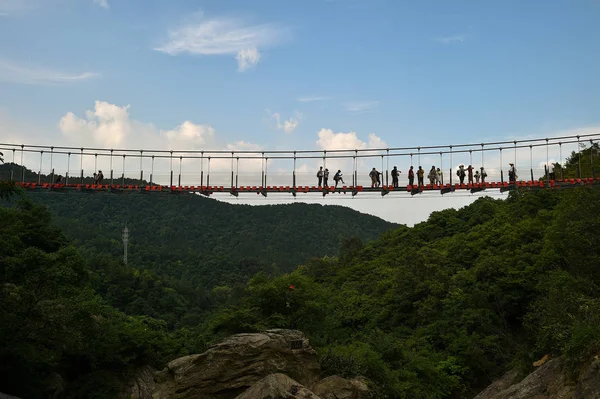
0;164;396;289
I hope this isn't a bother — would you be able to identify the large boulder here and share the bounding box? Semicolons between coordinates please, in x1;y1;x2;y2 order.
473;369;521;399
153;329;320;399
312;376;370;399
234;373;321;399
574;357;600;399
474;357;574;399
119;365;156;399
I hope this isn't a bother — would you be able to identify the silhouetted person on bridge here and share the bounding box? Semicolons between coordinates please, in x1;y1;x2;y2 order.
480;167;487;183
369;168;379;188
333;170;345;187
391;166;399;187
436;168;442;184
55;175;63;184
475;170;481;183
508;163;517;183
323;168;329;187
95;170;104;185
467;165;474;184
417;166;424;186
408;166;414;186
317;167;324;187
457;165;466;184
428;166;436;185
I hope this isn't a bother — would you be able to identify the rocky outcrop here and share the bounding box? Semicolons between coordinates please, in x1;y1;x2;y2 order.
473;369;522;399
119;365;155;399
312;376;370;399
474;356;600;399
152;329;321;399
234;373;321;399
573;357;600;399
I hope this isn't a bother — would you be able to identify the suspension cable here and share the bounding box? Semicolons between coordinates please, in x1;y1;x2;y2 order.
50;146;54;183
151;155;155;187
67;152;71;184
529;145;534;181
207;157;211;187
20;144;24;183
80;147;84;184
122;155;126;186
178;156;182;187
559;142;563;180
38;151;43;185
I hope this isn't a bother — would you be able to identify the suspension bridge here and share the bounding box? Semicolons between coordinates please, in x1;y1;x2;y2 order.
1;133;599;198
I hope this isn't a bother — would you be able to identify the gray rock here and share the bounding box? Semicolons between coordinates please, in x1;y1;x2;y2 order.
234;373;321;399
574;357;600;399
312;375;370;399
473;369;521;399
474;357;574;399
153;329;320;399
119;365;156;399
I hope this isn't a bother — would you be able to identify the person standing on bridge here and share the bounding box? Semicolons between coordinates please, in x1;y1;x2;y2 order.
408;166;414;186
480;167;487;183
323;168;330;187
417;166;425;186
457;165;466;184
508;163;517;183
96;170;104;185
475;170;481;183
317;167;324;187
391;166;399;187
436;168;442;185
467;165;474;184
333;170;345;187
369;168;379;188
428;166;436;185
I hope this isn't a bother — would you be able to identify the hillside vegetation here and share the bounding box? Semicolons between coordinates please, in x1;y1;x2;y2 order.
0;146;599;398
201;187;600;398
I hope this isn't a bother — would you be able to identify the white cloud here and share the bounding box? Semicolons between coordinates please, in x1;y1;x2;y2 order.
316;128;386;151
343;101;379;112
272;111;302;134
161;121;215;149
0;59;99;85
58;101;221;152
435;34;466;44
235;47;261;71
93;0;109;9
297;96;330;102
155;16;289;71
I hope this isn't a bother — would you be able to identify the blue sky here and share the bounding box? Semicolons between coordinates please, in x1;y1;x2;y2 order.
1;0;599;224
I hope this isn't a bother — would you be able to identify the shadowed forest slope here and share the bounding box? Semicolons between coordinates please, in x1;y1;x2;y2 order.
20;186;396;285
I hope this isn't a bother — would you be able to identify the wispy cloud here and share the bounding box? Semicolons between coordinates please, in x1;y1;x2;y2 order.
343;101;379;113
0;59;100;85
297;96;330;102
435;34;466;44
236;48;261;72
93;0;109;9
0;0;35;16
272;111;302;133
155;15;290;72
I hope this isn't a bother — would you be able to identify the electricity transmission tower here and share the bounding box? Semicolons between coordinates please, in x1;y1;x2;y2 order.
122;225;129;265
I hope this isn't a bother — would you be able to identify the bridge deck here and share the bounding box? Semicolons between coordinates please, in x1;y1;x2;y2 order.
7;177;600;197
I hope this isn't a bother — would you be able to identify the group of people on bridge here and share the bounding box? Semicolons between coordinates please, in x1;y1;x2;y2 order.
315;162;523;189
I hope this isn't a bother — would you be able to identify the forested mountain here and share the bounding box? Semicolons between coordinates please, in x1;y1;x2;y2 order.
0;162;396;284
1;147;599;398
201;187;600;398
